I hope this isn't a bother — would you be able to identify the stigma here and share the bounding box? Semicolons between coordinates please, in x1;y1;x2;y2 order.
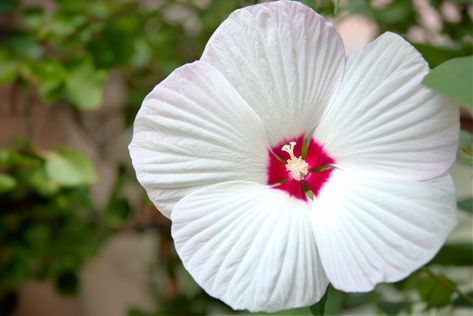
281;141;309;181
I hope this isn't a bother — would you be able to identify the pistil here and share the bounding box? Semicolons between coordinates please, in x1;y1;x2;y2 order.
281;141;309;181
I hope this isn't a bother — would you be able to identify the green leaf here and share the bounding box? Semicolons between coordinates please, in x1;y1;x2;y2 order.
458;198;473;214
0;173;17;193
44;148;96;186
417;274;454;308
65;62;106;110
310;289;328;316
423;56;473;111
430;243;473;266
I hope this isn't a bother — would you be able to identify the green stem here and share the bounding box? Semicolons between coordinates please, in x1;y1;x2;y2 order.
421;267;473;305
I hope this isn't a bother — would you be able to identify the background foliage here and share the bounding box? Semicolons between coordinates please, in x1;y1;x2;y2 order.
0;0;472;315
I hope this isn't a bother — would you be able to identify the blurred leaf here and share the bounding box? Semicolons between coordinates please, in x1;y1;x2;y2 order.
7;151;40;169
423;56;473;110
344;292;371;308
102;165;131;228
103;198;130;228
458;198;473;214
0;149;10;165
27;168;58;196
324;287;343;315
128;308;150;316
460;145;473;163
44;148;96;186
0;58;18;84
50;14;82;37
25;224;49;246
131;38;151;66
415;43;473;68
0;291;18;316
55;271;79;296
4;32;43;59
0;0;17;13
0;173;17;193
251;307;312;316
87;18;137;68
430;243;473;266
22;7;45;30
458;130;473;165
377;301;411;316
89;1;113;19
310;290;328;316
24;60;67;102
65;62;106;110
298;0;315;7
349;0;415;33
393;270;422;292
375;0;411;24
417;274;454;308
334;0;340;14
453;291;473;307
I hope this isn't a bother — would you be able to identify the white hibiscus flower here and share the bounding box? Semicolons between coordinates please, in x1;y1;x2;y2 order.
129;0;459;312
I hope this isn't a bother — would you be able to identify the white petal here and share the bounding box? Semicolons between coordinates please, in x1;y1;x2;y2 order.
129;61;268;218
201;0;345;145
171;181;328;312
311;170;457;292
314;32;459;181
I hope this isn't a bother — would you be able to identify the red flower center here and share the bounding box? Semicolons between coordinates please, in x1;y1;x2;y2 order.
267;134;335;201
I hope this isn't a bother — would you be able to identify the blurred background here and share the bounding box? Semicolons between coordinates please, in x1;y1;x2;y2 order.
0;0;472;315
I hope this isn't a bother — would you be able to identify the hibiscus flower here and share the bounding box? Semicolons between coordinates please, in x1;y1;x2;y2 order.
129;0;459;312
